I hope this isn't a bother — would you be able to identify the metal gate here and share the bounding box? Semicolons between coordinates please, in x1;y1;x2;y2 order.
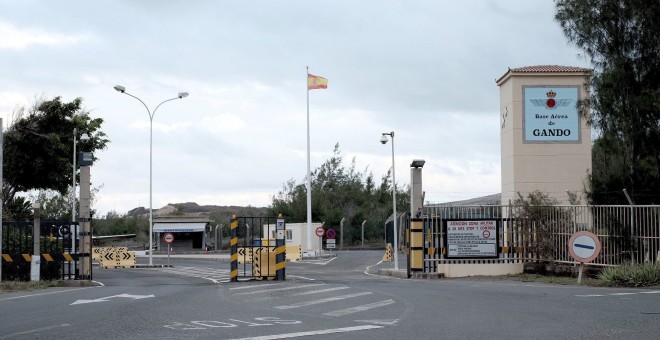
229;216;286;281
1;221;87;280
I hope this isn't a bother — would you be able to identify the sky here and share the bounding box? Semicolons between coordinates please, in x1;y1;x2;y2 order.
0;1;589;216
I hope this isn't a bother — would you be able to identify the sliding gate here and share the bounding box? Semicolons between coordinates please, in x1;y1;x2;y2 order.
1;221;85;281
229;216;286;281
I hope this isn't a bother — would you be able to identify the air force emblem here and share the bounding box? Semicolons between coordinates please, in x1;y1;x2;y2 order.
530;90;572;109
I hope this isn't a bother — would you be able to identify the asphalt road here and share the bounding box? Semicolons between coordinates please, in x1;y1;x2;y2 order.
1;250;659;339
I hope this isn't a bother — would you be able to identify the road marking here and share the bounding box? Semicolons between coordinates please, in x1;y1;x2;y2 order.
229;284;280;291
226;325;382;340
355;319;400;326
0;287;93;301
71;293;155;305
293;286;350;296
275;291;372;309
287;275;316;281
364;260;383;276
0;323;70;339
322;299;395;317
299;257;337;265
576;291;660;298
234;284;324;296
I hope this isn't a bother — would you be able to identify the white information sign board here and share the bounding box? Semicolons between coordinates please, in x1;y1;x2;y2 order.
446;220;498;258
326;239;336;249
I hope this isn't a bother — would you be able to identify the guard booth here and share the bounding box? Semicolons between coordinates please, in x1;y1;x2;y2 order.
230;216;286;281
153;216;212;252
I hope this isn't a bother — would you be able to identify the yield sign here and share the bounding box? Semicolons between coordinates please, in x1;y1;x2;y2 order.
71;294;155;305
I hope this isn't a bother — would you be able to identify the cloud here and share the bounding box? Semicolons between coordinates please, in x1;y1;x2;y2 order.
0;21;93;50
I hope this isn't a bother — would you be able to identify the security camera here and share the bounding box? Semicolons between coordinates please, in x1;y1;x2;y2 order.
380;135;388;144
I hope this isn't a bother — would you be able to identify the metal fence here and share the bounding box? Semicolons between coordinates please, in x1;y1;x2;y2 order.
420;204;660;268
1;221;81;281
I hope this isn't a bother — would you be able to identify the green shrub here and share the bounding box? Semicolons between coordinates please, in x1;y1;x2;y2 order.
599;263;660;287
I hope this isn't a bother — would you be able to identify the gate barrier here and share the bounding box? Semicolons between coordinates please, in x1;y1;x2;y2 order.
230;216;286;282
1;221;86;281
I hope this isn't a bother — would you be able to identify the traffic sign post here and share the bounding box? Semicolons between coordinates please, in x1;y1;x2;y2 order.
315;226;325;256
163;233;174;267
568;231;601;284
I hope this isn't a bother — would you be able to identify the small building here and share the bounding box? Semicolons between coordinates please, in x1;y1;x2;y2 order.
261;222;323;256
153;216;212;252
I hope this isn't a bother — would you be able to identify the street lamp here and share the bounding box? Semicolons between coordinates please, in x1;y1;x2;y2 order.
380;131;398;270
72;128;89;255
114;85;189;266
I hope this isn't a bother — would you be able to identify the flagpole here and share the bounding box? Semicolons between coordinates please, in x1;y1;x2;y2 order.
306;66;313;255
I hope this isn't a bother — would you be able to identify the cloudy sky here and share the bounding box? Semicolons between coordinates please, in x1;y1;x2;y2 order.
0;1;588;216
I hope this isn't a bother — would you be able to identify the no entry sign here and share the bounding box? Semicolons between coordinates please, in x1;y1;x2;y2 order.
568;231;601;263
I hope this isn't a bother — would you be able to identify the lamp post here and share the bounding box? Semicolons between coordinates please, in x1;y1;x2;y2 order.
72;128;89;255
380;131;398;270
114;85;189;266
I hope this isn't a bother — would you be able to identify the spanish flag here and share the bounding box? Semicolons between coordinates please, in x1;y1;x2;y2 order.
308;73;328;90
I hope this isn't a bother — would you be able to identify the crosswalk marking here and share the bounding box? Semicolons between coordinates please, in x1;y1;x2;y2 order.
234;284;324;296
293;286;350;296
323;299;396;317
143;266;230;284
275;292;372;310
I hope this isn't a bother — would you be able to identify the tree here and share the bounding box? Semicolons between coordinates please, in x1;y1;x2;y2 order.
555;0;660;204
2;97;109;215
512;191;573;265
269;144;409;245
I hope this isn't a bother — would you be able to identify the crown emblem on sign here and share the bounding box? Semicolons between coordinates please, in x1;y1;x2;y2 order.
546;90;556;98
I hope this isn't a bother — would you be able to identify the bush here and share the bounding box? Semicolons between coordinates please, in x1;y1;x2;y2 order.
599;263;660;287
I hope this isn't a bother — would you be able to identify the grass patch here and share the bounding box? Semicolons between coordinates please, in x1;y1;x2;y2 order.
599;263;660;287
0;280;66;293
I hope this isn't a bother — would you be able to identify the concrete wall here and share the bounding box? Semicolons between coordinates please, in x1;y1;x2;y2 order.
438;263;524;278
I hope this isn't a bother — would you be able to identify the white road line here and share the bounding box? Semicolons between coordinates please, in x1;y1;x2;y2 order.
234;284;324;296
293;286;350;296
286;275;316;281
275;291;372;309
226;325;382;340
229;283;281;291
576;294;604;297
640;291;660;294
610;293;637;296
0;287;94;301
0;323;70;339
322;299;396;317
363;260;384;277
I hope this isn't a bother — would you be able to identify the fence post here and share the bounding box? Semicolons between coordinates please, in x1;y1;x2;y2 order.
31;203;41;281
623;189;635;264
361;220;366;248
340;218;345;250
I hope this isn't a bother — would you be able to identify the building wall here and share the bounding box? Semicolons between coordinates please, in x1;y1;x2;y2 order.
499;72;591;205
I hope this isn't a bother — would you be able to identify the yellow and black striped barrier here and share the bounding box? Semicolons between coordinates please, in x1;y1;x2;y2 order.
275;244;286;280
229;215;238;282
409;218;423;272
2;253;78;263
